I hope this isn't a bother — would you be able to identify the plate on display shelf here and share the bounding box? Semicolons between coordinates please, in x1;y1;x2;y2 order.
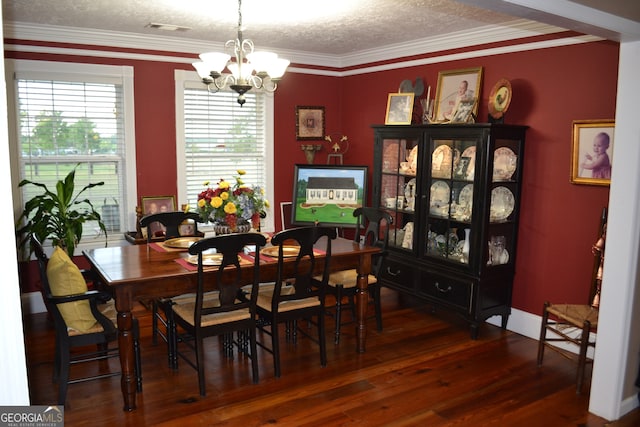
404;178;417;199
493;147;517;181
490;186;515;221
407;145;418;173
458;184;473;211
460;146;476;180
432;144;460;179
429;180;450;216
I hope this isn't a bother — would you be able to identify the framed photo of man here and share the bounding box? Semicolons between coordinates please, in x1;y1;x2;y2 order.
434;67;483;122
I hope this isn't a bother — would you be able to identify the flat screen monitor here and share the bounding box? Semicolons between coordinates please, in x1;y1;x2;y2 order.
291;164;368;228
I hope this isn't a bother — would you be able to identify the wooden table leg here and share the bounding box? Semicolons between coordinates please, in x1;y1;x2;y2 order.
355;252;372;353
115;289;137;411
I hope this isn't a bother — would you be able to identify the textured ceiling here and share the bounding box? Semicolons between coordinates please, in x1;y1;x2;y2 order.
3;0;638;57
1;0;529;55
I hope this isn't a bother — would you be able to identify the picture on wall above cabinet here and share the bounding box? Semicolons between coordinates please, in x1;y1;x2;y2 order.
385;93;415;125
434;67;483;122
570;119;615;186
296;106;325;140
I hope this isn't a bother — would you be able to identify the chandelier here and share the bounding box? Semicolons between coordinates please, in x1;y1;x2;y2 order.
192;0;290;106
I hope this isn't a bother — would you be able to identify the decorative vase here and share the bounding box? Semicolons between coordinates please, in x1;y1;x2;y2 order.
213;219;251;235
462;228;471;263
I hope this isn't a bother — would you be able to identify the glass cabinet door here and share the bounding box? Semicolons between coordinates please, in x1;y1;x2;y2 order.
425;137;477;265
379;137;419;250
486;138;521;268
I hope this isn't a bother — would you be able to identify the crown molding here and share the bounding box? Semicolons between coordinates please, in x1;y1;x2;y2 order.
4;19;568;69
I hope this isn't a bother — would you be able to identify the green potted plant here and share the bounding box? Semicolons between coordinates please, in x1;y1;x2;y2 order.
16;165;108;257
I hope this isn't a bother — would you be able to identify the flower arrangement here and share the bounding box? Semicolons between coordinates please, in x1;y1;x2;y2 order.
196;170;269;232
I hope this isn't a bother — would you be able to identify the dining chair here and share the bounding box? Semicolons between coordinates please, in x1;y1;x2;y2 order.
31;236;142;405
537;207;606;394
139;210;201;367
170;232;267;396
322;207;392;344
256;226;337;377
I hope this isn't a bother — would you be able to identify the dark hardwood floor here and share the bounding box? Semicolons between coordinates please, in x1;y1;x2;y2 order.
24;288;639;426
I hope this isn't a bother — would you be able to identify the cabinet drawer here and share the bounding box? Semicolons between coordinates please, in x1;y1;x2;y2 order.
379;259;415;292
419;272;472;312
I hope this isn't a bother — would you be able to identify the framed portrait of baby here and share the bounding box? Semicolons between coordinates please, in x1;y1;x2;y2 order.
570;119;615;186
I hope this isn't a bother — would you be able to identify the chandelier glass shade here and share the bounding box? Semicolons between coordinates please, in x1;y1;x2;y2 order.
192;0;290;106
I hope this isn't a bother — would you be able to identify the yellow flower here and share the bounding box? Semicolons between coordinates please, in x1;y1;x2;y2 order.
211;196;223;208
220;191;229;201
265;200;270;208
197;199;206;208
218;180;230;190
237;178;245;185
203;180;210;186
224;202;237;214
237;169;246;175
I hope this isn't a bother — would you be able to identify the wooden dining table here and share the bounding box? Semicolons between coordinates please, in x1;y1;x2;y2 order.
83;236;381;411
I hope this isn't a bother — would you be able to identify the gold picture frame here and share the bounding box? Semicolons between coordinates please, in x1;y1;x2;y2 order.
141;196;177;238
385;93;414;125
296;106;325;140
570;120;615;186
434;67;483;122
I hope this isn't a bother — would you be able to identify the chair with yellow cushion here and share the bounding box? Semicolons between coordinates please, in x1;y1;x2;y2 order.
170;232;267;396
323;207;392;344
139;210;201;368
256;226;337;377
31;236;142;405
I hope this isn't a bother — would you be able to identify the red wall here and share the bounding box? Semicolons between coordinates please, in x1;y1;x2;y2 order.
9;37;618;317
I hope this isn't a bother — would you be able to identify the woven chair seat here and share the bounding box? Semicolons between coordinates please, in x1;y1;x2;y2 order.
546;304;599;328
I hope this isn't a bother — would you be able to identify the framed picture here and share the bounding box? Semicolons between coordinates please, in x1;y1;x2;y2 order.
296;106;325;140
141;196;176;238
570;120;615;186
385;93;415;125
434;67;483;122
291;164;368;228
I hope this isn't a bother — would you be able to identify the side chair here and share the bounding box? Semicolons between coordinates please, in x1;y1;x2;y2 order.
139;210;201;367
323;207;392;344
170;232;267;396
256;226;337;377
31;236;142;405
537;207;606;394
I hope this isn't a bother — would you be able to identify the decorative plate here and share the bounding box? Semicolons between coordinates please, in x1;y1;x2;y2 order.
458;184;474;210
404;178;417;199
490;186;515;221
432;144;459;179
488;78;512;120
261;245;300;258
493;147;517;181
186;253;223;266
163;236;202;249
429;180;450;216
460;146;476;180
407;145;418;173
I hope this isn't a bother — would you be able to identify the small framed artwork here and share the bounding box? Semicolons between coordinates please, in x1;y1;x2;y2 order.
570;120;615;186
141;196;176;238
385;93;415;125
434;67;483;122
296;106;325;140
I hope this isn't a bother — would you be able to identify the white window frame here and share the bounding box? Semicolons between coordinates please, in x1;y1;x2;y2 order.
174;69;275;232
7;59;138;250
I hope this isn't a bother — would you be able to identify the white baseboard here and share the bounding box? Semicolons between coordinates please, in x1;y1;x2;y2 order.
21;291;46;314
487;307;595;358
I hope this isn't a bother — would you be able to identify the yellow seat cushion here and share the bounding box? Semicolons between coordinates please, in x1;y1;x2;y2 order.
316;269;379;289
256;284;320;312
172;297;250;327
46;246;99;333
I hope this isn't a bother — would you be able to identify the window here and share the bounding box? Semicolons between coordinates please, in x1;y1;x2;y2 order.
175;70;274;231
8;60;137;246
